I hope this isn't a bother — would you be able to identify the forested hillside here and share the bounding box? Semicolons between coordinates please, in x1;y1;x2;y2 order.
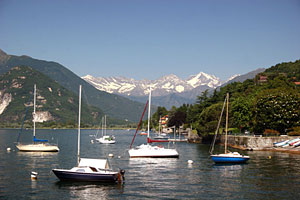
151;60;300;136
0;66;125;128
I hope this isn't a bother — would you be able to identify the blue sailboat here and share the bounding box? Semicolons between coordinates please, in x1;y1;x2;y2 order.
210;93;250;164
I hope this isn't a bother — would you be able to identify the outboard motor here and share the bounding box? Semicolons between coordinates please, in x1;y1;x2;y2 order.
118;169;125;183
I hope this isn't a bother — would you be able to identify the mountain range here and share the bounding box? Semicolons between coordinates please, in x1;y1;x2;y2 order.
82;69;265;109
82;72;223;97
0;49;146;122
0;66;106;126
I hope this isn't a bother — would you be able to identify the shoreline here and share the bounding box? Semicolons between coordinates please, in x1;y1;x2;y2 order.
229;144;300;154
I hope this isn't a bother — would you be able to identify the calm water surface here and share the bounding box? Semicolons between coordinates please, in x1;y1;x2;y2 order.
1;129;300;199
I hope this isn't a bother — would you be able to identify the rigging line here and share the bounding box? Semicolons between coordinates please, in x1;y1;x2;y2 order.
95;117;103;139
209;96;227;155
129;100;149;149
17;88;34;143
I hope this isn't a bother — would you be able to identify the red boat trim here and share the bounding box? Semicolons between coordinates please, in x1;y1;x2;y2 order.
147;138;169;143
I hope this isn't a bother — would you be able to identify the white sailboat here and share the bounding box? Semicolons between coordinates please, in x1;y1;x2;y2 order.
95;115;115;144
128;88;179;158
16;84;59;152
52;85;124;182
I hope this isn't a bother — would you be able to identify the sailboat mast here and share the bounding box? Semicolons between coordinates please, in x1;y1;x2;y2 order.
77;85;82;166
147;88;152;141
105;115;107;136
102;117;104;137
225;93;229;154
33;84;36;138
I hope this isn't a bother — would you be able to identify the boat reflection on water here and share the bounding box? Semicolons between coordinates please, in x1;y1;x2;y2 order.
54;181;124;199
17;151;58;158
129;158;179;184
16;151;59;170
212;163;245;178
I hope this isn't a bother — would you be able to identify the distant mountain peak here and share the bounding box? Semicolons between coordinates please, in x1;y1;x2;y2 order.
0;49;7;56
0;49;10;65
186;72;221;88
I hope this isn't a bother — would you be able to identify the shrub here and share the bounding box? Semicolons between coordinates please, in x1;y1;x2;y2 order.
263;129;280;137
288;127;300;136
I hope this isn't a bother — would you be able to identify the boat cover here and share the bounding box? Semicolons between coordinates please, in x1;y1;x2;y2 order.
79;158;109;169
33;136;48;142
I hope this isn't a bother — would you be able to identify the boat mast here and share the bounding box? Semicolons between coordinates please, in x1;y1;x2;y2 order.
159;116;161;135
33;84;36;141
147;88;152;142
104;115;107;136
77;85;82;166
225;93;229;154
101;116;104;137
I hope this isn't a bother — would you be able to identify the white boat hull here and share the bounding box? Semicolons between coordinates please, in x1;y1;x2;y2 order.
16;143;59;152
96;136;115;144
129;144;179;158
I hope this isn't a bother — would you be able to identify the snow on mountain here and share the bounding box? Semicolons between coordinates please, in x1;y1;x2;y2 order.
82;72;222;97
227;74;240;82
186;72;221;88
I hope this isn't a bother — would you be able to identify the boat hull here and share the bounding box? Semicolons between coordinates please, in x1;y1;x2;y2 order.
129;155;179;158
16;144;59;152
96;139;115;144
52;169;118;182
211;155;249;163
128;145;179;158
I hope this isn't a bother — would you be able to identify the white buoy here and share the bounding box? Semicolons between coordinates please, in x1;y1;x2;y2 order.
31;171;38;180
91;140;94;144
108;153;114;157
187;160;193;164
7;147;11;152
118;156;121;159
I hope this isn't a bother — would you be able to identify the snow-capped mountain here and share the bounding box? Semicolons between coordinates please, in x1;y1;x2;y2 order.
82;72;222;97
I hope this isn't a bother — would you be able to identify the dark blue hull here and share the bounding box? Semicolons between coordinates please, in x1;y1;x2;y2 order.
211;156;249;163
52;169;118;182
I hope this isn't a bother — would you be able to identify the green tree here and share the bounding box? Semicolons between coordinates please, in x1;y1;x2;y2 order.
231;96;254;132
195;102;225;136
254;88;300;133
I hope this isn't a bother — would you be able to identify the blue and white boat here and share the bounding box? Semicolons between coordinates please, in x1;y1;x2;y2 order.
52;85;124;182
209;93;250;164
211;152;250;163
273;140;289;147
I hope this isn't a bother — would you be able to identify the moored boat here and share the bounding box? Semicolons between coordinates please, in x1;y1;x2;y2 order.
16;84;59;152
128;88;179;159
209;93;250;164
52;85;124;182
211;152;250;163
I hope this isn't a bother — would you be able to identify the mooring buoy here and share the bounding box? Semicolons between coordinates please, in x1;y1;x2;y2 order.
188;160;193;164
31;171;38;180
109;153;114;157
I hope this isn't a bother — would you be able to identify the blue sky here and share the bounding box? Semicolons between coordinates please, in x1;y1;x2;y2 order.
0;0;299;81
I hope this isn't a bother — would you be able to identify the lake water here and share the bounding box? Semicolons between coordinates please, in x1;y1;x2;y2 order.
1;129;300;199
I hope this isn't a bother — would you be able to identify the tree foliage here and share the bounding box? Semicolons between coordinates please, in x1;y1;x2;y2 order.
149;60;300;136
